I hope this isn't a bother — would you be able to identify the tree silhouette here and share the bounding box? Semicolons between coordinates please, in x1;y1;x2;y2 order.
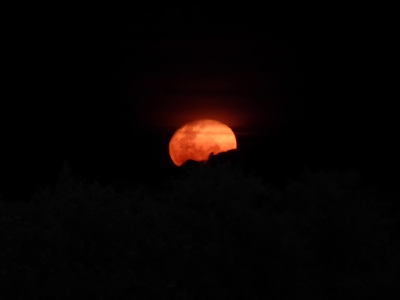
0;163;398;299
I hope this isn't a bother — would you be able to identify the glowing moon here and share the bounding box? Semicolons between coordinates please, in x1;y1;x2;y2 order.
169;119;237;166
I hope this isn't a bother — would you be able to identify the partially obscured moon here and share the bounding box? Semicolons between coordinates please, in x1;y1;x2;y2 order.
169;119;237;166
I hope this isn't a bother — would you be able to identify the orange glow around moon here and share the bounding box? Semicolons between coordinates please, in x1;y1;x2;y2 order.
169;119;237;166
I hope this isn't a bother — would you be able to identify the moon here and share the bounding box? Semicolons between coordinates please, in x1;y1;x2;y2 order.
169;119;237;166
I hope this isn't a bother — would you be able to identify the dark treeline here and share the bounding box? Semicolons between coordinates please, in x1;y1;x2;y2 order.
1;162;399;299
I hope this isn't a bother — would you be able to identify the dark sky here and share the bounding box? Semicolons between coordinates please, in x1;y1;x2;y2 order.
2;5;395;198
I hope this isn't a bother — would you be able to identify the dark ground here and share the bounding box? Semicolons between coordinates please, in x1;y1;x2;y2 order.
1;162;399;299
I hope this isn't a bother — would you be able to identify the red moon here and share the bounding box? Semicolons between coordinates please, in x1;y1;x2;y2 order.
169;119;237;166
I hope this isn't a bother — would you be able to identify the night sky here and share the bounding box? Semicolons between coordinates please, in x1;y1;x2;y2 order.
2;5;399;299
1;4;395;198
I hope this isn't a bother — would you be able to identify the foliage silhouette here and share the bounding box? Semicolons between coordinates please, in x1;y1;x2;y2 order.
0;163;398;299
